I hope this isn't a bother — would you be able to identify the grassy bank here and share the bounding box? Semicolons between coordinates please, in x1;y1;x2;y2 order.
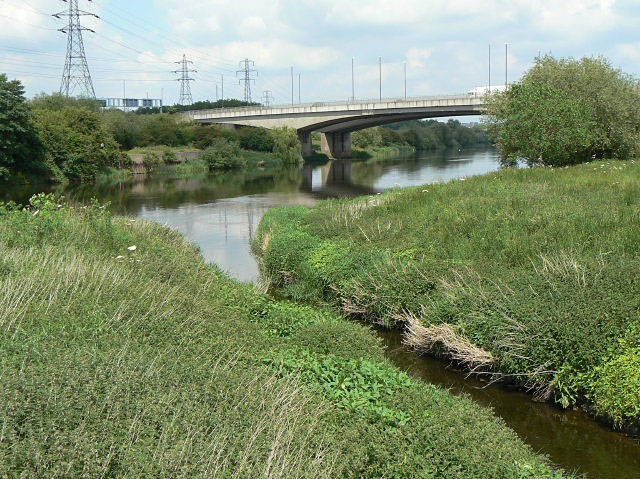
255;160;640;430
0;194;562;478
352;145;416;160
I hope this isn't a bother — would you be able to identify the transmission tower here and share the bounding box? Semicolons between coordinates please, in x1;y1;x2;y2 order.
54;0;98;98
261;89;274;107
237;59;257;103
173;54;196;105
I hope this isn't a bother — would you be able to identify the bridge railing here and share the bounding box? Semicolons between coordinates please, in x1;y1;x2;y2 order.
184;93;483;118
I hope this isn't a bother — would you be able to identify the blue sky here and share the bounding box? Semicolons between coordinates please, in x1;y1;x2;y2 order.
1;0;639;105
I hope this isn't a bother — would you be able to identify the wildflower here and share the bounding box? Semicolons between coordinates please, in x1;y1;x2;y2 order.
128;246;137;251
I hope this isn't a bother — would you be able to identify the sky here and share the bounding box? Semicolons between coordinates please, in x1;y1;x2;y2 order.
1;0;639;106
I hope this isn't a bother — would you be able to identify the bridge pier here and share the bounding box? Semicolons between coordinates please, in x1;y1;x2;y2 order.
298;131;313;158
320;132;352;159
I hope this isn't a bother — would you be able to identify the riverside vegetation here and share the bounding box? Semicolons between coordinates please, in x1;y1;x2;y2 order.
254;160;640;431
0;78;301;184
255;55;640;430
0;194;564;478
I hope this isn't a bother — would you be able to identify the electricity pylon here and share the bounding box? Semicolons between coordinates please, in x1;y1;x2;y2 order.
54;0;98;98
237;59;257;103
174;54;196;105
261;89;274;107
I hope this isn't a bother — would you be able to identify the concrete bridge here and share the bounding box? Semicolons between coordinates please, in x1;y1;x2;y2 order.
183;94;485;158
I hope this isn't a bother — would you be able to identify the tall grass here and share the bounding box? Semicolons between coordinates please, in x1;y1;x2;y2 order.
255;160;640;429
0;194;564;477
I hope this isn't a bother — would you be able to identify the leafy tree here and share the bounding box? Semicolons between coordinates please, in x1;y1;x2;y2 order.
485;55;640;167
101;109;142;150
33;106;121;181
0;74;43;180
271;126;302;164
31;92;102;112
237;127;274;152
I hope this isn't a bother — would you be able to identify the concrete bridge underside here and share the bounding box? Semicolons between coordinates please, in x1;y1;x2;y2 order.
184;95;485;159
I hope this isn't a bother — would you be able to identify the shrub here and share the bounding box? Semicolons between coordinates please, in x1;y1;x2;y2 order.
592;324;640;425
162;148;178;163
485;55;640;167
238;127;274;152
32;106;121;182
271;126;302;164
143;152;164;173
201;138;246;169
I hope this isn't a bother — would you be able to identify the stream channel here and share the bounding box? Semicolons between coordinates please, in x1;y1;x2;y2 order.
4;147;640;478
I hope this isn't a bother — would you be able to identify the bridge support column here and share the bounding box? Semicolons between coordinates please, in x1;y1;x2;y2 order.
320;132;352;159
298;131;313;158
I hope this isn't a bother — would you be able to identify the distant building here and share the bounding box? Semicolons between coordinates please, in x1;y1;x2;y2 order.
98;97;163;111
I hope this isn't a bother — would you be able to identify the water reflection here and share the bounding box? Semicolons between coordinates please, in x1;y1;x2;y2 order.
2;148;502;281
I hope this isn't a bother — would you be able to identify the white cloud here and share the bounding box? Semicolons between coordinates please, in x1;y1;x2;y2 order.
406;48;433;69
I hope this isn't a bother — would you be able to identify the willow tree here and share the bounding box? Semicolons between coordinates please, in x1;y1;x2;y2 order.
484;55;640;167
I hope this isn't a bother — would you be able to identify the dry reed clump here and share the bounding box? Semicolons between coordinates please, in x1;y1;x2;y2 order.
401;312;495;371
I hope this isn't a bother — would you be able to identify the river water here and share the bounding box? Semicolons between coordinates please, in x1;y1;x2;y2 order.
3;148;639;478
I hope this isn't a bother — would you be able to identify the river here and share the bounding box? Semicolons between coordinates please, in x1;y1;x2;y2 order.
3;147;639;478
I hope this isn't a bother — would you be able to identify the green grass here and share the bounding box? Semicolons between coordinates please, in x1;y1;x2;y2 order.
255;159;640;429
352;145;416;160
127;145;202;155
0;193;563;478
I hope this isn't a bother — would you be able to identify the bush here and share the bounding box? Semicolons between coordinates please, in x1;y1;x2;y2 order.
592;325;640;425
485;55;640;167
271;126;302;164
201;138;246;169
162;149;178;163
238;127;275;152
143;152;164;173
32;106;121;182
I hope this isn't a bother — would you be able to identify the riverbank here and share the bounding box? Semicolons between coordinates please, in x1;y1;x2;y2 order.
254;159;640;432
0;194;563;478
352;145;416;160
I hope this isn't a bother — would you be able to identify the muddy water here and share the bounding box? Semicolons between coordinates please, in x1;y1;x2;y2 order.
4;148;639;478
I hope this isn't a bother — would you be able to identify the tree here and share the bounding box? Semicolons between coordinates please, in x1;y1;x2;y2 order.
32;106;121;182
0;74;43;180
485;55;640;167
271;127;302;164
31;92;102;112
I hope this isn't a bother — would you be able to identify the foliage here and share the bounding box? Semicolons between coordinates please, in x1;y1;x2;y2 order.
30;92;102;112
591;324;640;425
142;152;164;173
256;160;640;428
238;127;275;152
136;99;260;115
271;126;302;164
201;137;246;169
263;349;413;427
32;105;122;182
353;120;489;151
0;74;43;180
485;55;640;167
0;193;563;478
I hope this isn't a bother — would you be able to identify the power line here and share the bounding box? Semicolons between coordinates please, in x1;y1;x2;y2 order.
174;54;196;105
236;59;257;103
54;0;97;98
